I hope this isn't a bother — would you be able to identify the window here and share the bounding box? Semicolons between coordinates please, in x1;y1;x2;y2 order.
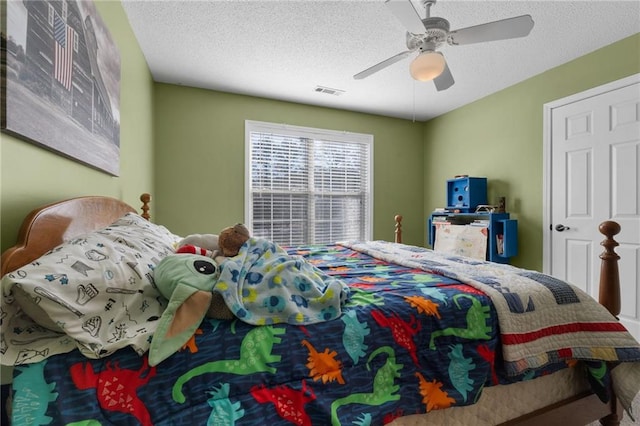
246;120;373;245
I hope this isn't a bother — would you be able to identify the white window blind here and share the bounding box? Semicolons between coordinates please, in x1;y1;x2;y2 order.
245;120;373;245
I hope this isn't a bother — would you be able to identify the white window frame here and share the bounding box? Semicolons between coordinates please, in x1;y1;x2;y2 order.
245;120;373;244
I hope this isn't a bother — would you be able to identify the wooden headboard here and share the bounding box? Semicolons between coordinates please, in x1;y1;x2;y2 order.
0;194;151;277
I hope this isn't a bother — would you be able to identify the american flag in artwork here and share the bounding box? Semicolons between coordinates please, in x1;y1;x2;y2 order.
54;12;74;90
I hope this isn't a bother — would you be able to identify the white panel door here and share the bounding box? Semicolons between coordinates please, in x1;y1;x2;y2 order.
546;76;640;340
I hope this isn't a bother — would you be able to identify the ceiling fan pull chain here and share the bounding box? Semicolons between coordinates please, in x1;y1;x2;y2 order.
412;79;416;122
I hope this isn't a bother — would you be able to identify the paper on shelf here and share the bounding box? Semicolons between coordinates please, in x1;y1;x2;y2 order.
434;222;488;260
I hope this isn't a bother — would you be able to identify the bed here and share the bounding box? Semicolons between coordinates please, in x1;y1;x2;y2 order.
1;194;639;426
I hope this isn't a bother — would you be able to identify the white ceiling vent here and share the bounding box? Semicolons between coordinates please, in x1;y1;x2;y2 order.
314;86;345;96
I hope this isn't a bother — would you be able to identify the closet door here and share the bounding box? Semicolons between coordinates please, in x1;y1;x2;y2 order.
545;75;640;340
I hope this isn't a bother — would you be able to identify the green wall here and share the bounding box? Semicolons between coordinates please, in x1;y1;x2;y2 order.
0;1;155;255
423;33;640;271
153;85;425;246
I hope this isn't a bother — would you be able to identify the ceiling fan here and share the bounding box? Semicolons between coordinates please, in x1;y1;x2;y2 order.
354;0;535;91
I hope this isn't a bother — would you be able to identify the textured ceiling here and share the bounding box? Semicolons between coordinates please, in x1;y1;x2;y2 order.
121;0;640;122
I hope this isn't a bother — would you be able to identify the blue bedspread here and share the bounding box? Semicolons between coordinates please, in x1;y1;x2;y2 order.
8;244;624;426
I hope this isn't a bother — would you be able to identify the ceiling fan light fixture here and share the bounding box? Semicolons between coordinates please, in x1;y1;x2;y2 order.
409;51;445;81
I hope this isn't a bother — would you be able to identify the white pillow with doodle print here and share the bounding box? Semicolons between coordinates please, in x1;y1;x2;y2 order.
1;213;181;364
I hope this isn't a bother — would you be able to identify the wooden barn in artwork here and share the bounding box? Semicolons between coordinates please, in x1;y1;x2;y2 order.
21;0;119;145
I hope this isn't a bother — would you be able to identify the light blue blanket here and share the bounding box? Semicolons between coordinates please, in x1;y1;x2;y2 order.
214;238;349;325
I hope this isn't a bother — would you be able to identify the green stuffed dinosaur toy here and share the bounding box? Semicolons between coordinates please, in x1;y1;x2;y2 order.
149;253;226;366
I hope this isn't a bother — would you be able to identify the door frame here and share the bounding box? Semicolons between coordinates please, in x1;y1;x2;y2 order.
542;73;640;276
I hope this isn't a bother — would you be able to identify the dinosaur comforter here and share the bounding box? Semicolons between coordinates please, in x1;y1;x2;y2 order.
9;243;640;426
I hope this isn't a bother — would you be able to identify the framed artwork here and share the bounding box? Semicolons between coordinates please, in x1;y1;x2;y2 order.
1;0;121;176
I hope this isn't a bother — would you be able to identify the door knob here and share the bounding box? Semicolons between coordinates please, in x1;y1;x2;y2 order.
555;224;570;232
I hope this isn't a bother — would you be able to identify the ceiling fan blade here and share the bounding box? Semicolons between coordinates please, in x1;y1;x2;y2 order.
385;0;425;34
433;59;454;91
448;15;534;45
354;50;413;80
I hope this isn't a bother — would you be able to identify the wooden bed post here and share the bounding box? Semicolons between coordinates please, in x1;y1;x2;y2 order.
394;215;403;244
598;220;622;426
140;193;151;221
598;221;621;318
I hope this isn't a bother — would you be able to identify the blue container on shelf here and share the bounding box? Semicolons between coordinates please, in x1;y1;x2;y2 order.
446;176;487;213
